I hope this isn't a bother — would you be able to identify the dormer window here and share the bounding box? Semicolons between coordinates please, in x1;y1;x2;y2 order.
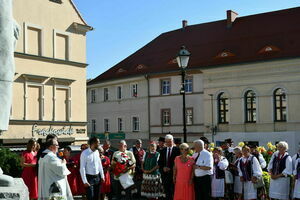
215;50;235;59
117;68;126;73
136;64;147;70
258;45;280;54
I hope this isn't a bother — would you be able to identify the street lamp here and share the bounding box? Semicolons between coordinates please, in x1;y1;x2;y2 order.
176;46;191;143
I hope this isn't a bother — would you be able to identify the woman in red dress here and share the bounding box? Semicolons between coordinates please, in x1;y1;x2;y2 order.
99;147;111;200
21;139;38;200
63;146;78;195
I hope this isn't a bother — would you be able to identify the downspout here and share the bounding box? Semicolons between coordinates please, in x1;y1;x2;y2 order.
145;75;151;141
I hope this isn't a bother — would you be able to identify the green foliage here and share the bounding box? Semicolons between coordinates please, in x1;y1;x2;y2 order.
262;171;270;196
0;147;22;177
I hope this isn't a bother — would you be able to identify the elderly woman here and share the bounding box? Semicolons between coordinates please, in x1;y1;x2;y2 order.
233;146;243;199
21;139;38;200
267;141;293;200
173;143;195;200
238;146;262;200
141;142;164;199
211;147;229;199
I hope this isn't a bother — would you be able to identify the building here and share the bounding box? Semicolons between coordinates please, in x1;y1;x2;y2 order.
88;7;300;153
0;0;92;148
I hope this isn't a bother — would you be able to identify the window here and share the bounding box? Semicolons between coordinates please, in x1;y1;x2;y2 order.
55;32;69;60
161;79;170;95
131;84;138;97
117;86;122;100
218;92;229;123
103;88;109;101
104;119;110;132
132;117;140;132
25;25;43;56
161;109;171;126
91;119;96;133
274;88;287;122
91;89;96;103
245;90;256;123
50;0;62;3
185;78;193;93
186;108;193;125
118;118;123;132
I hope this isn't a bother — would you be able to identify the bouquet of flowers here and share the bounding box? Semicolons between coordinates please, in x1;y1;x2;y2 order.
113;152;134;177
261;142;276;164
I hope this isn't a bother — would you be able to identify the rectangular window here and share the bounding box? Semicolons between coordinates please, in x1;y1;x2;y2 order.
91;119;96;133
91;89;96;103
131;84;138;97
161;79;171;95
186;108;193;125
27;27;42;56
103;88;109;101
161;109;171;126
185;78;193;93
104;119;110;132
132;117;140;132
118;118;123;132
55;33;69;60
117;86;122;100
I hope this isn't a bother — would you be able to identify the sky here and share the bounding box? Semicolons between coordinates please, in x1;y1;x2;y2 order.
72;0;300;79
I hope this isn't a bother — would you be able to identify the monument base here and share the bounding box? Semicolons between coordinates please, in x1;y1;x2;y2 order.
0;178;29;200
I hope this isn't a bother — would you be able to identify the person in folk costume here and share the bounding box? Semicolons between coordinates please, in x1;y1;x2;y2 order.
130;139;145;198
211;147;229;200
193;139;214;200
173;143;195;200
158;134;180;200
250;144;267;169
63;146;78;195
293;156;300;200
21;139;38;200
238;145;263;200
292;145;300;171
141;142;164;199
38;138;73;200
232;146;243;200
223;138;235;200
267;141;293;200
98;146;111;200
111;140;136;200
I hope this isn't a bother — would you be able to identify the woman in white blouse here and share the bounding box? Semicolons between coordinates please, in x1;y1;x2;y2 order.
267;141;293;200
238;146;262;200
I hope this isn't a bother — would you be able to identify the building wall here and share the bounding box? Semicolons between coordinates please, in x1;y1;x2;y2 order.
0;0;89;145
202;58;300;154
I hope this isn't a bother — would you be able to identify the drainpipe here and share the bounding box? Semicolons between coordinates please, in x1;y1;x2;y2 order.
145;75;151;141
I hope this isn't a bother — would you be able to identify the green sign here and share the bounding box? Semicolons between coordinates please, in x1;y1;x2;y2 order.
91;132;125;140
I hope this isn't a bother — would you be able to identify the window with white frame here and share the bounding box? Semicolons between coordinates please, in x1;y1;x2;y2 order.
118;117;123;132
132;117;140;132
104;119;110;132
117;86;122;100
131;84;138;97
91;89;96;103
185;78;193;93
162;109;171;126
103;88;109;101
91;119;96;133
186;108;193;125
161;79;171;95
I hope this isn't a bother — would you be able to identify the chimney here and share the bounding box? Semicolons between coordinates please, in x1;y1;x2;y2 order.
182;20;188;28
227;10;238;28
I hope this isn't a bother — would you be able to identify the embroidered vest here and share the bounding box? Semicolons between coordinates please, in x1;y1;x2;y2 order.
215;158;226;179
272;154;289;175
297;160;300;179
143;152;160;175
239;157;252;181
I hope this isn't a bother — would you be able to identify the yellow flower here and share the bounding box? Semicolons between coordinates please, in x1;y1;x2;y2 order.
238;142;245;147
209;147;214;152
209;143;215;148
261;147;266;152
267;142;273;149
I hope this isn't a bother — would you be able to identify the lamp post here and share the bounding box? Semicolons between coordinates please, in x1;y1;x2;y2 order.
176;46;191;143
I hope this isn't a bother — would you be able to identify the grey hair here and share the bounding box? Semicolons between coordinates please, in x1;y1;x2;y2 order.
165;134;174;141
120;140;127;146
277;141;288;151
193;139;204;147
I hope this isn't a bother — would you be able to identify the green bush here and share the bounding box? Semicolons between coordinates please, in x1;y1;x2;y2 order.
0;147;22;177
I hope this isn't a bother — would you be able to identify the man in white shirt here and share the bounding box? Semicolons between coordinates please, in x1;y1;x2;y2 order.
193;139;213;200
80;137;105;200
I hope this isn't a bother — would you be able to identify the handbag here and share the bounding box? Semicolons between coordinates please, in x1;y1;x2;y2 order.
251;156;265;189
119;172;135;189
225;170;234;184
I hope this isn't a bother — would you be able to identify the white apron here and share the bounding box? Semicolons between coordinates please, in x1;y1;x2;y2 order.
269;177;290;200
234;175;242;194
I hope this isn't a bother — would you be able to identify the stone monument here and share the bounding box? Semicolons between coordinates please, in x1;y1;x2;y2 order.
0;0;19;133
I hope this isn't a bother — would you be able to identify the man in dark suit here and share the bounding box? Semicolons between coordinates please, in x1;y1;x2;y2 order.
158;134;180;200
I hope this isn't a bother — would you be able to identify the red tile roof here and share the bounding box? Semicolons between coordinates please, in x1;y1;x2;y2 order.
88;6;300;85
